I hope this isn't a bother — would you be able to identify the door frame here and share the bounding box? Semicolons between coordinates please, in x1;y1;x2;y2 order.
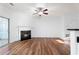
0;16;10;43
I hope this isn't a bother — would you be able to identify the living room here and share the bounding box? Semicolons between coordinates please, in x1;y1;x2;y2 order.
0;3;79;55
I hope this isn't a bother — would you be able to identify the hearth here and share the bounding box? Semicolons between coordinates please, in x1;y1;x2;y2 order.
21;30;31;41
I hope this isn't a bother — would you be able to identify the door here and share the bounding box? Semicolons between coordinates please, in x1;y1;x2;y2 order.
0;16;9;47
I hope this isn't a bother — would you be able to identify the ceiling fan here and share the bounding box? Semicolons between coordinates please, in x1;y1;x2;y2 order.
33;7;48;16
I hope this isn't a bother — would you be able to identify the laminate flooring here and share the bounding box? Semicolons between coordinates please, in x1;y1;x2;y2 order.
0;38;70;55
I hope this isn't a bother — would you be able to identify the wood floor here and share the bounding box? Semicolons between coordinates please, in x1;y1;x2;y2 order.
0;38;70;55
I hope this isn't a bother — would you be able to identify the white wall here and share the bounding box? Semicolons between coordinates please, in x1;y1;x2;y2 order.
9;11;65;42
31;15;64;38
63;12;79;38
10;12;33;42
9;11;64;42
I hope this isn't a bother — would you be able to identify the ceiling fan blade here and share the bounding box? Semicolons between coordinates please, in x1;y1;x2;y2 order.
43;9;48;11
9;3;14;6
43;13;48;15
33;12;38;15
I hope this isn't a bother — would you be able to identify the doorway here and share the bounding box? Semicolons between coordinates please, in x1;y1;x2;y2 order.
0;16;9;47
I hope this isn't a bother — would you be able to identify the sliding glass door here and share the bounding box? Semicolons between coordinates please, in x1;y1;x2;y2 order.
0;17;9;47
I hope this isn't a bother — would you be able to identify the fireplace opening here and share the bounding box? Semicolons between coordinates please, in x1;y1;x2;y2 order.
21;30;31;41
77;37;79;43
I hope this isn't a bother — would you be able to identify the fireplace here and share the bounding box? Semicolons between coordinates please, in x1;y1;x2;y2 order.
77;37;79;43
67;29;79;55
21;30;31;41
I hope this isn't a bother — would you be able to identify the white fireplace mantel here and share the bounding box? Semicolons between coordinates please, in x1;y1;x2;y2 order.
18;26;31;40
67;29;79;55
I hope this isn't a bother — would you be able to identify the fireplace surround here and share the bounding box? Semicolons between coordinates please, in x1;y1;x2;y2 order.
67;29;79;55
18;26;31;41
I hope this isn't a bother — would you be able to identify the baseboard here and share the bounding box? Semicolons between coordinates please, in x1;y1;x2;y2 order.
32;37;61;39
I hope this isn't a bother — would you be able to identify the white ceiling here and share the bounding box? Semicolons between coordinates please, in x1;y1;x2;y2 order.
0;3;79;16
